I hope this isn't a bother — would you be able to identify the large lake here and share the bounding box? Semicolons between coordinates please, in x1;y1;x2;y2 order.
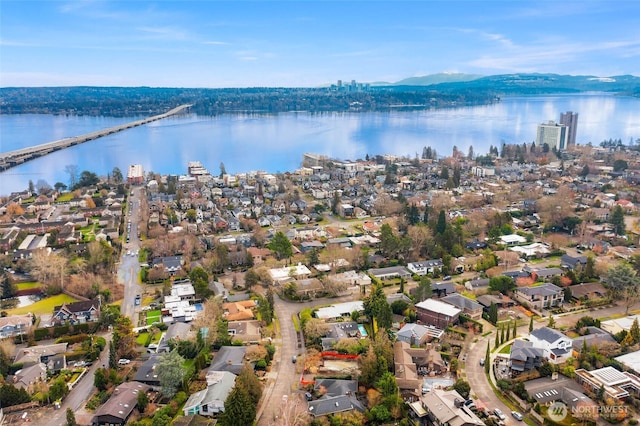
1;93;639;195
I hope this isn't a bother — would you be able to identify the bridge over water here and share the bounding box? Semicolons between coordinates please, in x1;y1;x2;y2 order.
0;104;192;172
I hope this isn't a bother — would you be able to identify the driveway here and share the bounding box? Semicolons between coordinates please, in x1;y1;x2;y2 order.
256;292;355;425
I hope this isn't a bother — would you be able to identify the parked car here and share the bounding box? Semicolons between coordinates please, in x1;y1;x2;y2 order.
479;358;485;366
118;358;131;365
291;355;297;363
494;408;506;420
511;411;523;421
305;392;313;401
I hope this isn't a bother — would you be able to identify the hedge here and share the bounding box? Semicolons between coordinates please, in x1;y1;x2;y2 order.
56;334;89;345
64;350;88;362
458;314;484;333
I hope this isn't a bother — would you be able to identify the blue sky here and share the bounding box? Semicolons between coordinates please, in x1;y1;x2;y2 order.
1;0;639;88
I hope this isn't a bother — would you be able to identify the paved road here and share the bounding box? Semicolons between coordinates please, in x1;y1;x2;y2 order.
118;187;143;322
256;292;356;425
26;333;112;425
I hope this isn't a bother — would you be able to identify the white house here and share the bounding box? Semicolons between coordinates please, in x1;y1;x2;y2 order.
499;234;527;246
407;260;444;276
528;327;573;364
269;263;312;282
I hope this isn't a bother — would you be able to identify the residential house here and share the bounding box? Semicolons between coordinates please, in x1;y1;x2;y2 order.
151;255;183;275
183;371;236;416
11;363;47;390
432;282;455;297
315;301;364;320
415;299;461;329
222;300;256;321
227;320;262;344
510;339;544;372
293;278;325;298
320;322;361;351
157;322;192;353
407;260;444;276
209;346;247;375
512;283;563;311
308;379;364;418
92;381;150;425
368;266;411;281
0;314;33;338
569;282;608;301
561;254;588;270
524;376;597;412
440;294;483;320
52;299;100;325
528;327;573;364
133;355;162;389
269;263;312;282
396;323;444;346
572;327;617;353
409;388;484;426
13;343;68;371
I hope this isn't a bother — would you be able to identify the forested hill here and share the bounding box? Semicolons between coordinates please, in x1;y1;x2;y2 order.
1;73;637;116
0;86;494;116
407;73;640;95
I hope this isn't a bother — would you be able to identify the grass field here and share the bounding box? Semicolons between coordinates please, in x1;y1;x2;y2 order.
7;293;79;315
15;282;43;291
136;332;150;346
55;193;74;202
146;310;161;325
499;344;513;354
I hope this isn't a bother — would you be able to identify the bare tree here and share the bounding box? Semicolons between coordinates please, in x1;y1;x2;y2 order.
191;297;222;345
29;249;67;288
278;394;311;426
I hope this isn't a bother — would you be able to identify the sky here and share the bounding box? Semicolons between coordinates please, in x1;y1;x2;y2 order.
1;0;639;88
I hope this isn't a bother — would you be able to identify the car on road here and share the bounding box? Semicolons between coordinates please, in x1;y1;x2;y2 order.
511;411;523;421
118;358;130;365
135;295;141;306
494;408;506;420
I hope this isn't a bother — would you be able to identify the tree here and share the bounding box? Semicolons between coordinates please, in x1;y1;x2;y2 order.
244;268;260;290
236;363;262;406
488;302;498;325
379;223;400;258
376;372;399;398
1;275;16;299
529;316;534;333
512;320;517;339
137;390;149;412
501;324;506;344
363;284;393;331
489;276;515;294
415;276;432;302
610;205;626;235
112;167;123;184
494;328;499;349
613;159;628;172
604;263;640;314
267;231;293;260
108;340;117;369
94;368;108;391
220;383;255;426
189;266;210;299
436;209;447;235
65;164;78;189
66;408;76;426
548;315;556;329
76;170;100;189
631;318;640;343
219;162;227;178
360;345;387;388
158;350;185;398
484;341;490;374
452;379;470;399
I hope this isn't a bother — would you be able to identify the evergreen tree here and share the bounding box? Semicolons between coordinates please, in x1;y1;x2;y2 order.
529;316;534;333
610;205;626;235
631;318;640;343
501;324;506;344
108;340;117;369
512;320;517;340
436;209;447;235
548;315;556;329
363;284;393;331
406;204;420;226
485;341;491;374
494;328;499;349
66;408;76;426
267;231;293;260
137;390;149;413
220;383;255;426
488;302;498;325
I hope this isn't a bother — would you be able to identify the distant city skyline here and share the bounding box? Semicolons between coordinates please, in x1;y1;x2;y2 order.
1;1;639;88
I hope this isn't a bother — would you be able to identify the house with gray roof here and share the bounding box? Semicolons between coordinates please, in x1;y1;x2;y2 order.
209;346;247;375
572;327;617;352
409;388;484;426
11;362;47;390
440;293;483;319
133;355;161;388
561;254;588;270
183;371;236;416
368;266;411;280
510;339;544;372
307;395;364;417
93;381;150;425
528;326;573;364
432;282;455;297
396;323;444;346
513;283;562;310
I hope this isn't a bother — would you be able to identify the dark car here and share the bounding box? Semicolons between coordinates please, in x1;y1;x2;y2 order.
305;392;313;401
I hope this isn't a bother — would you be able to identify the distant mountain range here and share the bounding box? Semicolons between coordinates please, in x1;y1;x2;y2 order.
373;72;640;96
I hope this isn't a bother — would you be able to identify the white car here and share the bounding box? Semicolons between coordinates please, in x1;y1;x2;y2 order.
118;358;131;365
494;408;506;420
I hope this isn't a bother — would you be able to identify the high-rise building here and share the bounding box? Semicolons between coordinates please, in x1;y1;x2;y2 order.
536;121;568;151
560;111;578;147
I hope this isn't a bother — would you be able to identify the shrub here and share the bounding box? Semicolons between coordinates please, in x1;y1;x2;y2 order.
56;334;89;345
34;328;51;341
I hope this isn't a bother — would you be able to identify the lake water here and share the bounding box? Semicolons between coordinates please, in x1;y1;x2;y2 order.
1;93;638;195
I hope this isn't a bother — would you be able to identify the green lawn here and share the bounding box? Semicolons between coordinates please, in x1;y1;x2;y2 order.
55;193;74;202
136;332;150;346
499;344;513;354
7;294;79;315
146;310;161;325
15;282;43;291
